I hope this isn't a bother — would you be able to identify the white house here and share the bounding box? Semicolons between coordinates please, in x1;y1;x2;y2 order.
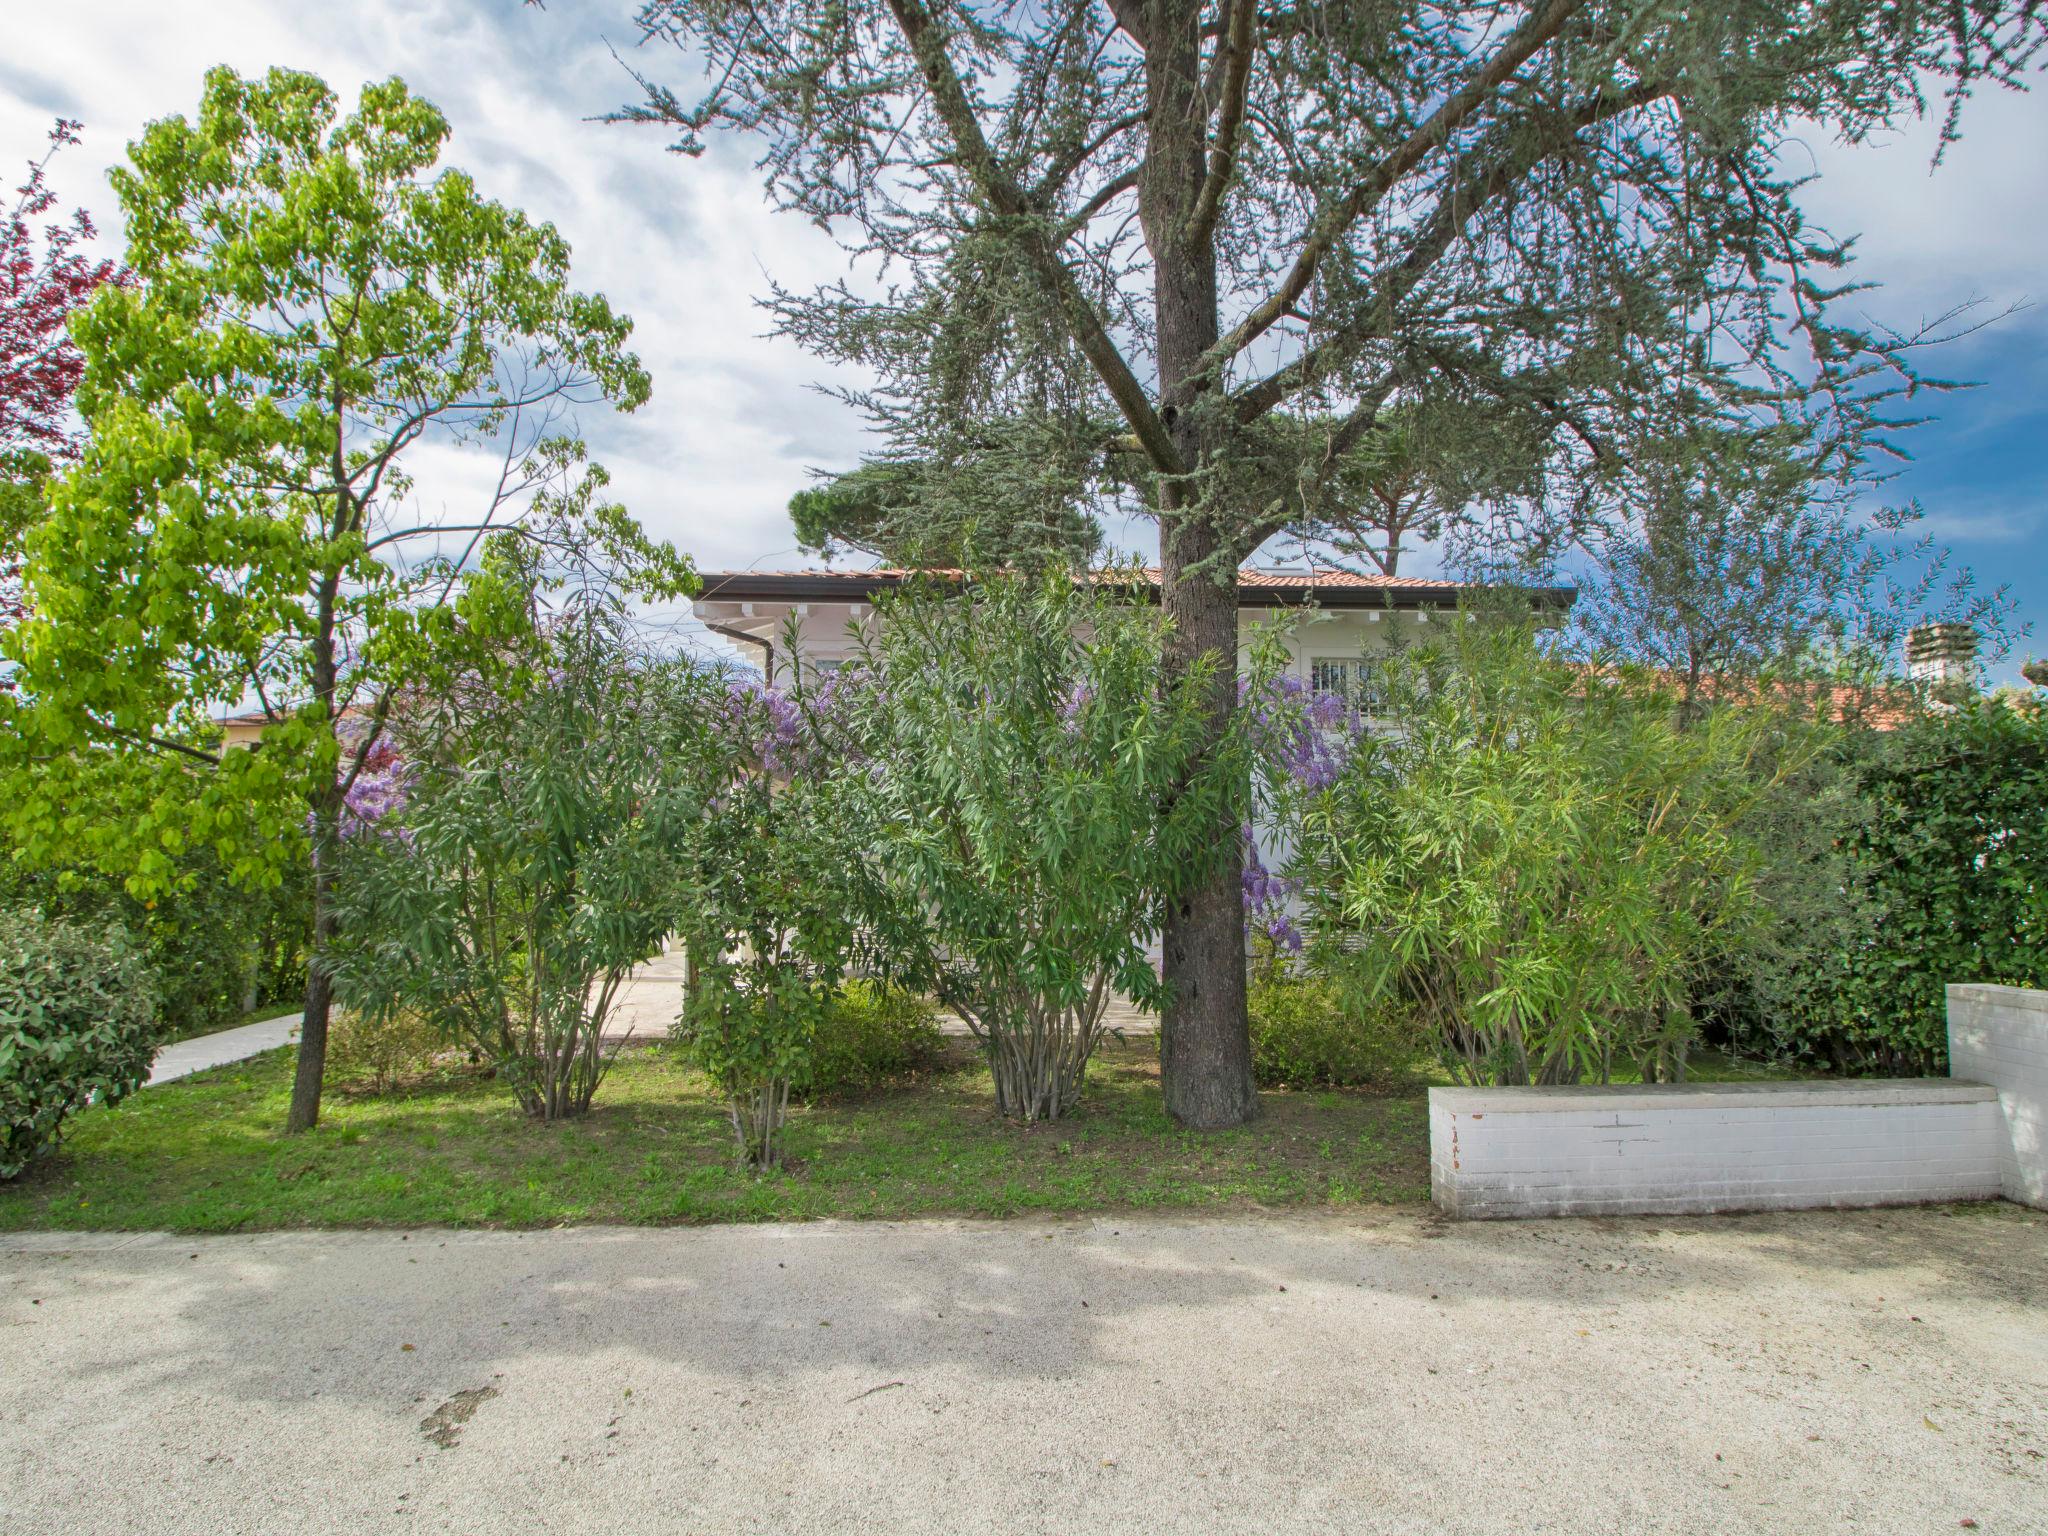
691;566;1578;701
693;568;1581;971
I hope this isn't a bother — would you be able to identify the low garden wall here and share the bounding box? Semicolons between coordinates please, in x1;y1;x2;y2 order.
1430;983;2048;1219
1429;1080;2002;1220
1946;983;2048;1209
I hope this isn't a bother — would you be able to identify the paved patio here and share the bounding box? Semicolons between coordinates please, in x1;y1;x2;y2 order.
2;1205;2042;1534
601;947;1159;1043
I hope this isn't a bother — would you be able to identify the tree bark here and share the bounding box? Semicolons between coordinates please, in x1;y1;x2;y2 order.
1158;526;1257;1128
286;787;339;1133
1146;0;1257;1129
286;577;344;1134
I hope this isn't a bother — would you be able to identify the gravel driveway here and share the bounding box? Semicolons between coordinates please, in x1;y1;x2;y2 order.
3;1206;2043;1534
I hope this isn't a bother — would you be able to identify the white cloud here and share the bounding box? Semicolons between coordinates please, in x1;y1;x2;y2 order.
1798;87;2048;323
0;0;878;593
7;6;2044;619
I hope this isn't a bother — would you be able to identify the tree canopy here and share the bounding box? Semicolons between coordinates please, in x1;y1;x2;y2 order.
614;0;2044;1126
790;456;1103;569
1;66;687;1129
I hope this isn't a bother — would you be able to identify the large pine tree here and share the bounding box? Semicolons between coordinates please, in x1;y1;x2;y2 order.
615;0;2043;1126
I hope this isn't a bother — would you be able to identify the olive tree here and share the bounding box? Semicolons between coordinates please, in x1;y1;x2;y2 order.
608;0;2044;1126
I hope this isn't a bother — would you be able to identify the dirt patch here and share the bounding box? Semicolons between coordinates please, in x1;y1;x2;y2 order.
419;1385;499;1449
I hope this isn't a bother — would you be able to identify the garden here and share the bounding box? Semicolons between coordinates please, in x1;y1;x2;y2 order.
4;57;2047;1234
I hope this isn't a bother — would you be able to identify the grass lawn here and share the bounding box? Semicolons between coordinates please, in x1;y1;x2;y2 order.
0;1040;1437;1233
0;1034;1811;1234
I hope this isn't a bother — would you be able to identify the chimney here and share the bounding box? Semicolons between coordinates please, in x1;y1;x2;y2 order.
1905;623;1978;694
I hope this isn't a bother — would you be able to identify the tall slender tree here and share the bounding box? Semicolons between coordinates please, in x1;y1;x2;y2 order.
612;0;2044;1125
2;69;686;1131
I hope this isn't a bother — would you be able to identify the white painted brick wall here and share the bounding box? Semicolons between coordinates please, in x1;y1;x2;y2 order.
1430;1080;2003;1220
1948;983;2048;1210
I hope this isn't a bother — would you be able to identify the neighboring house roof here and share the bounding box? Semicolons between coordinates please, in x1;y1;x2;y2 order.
693;566;1577;611
218;704;370;727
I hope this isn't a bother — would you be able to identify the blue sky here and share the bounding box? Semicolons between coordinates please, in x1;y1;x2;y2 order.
5;1;2044;677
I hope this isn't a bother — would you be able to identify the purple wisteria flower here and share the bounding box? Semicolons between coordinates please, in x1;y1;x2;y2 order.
329;737;412;841
724;676;805;775
1240;823;1304;951
1057;679;1093;737
722;667;874;777
1239;673;1361;792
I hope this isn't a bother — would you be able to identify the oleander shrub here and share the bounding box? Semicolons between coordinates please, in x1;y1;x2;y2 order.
832;573;1244;1123
0;909;158;1178
1248;972;1422;1089
797;979;947;1097
1285;617;1781;1086
333;601;717;1123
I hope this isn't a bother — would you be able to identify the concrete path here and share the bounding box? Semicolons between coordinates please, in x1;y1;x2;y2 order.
146;1012;301;1086
2;1206;2044;1534
602;946;1161;1044
602;950;688;1044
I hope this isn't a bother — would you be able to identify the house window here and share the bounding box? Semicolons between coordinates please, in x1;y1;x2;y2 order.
1309;656;1389;716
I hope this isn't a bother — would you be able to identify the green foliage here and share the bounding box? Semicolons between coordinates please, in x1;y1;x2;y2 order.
795;979;947;1097
327;1008;452;1095
1721;698;2048;1074
0;908;157;1178
1248;971;1422;1090
624;0;2041;570
677;692;877;1167
1296;617;1788;1086
0;64;673;904
622;0;2042;1127
836;573;1246;1120
790;454;1103;571
330;601;713;1120
0;847;308;1041
0;65;687;1133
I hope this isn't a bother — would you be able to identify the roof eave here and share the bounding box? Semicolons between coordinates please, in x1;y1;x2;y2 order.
694;571;1577;611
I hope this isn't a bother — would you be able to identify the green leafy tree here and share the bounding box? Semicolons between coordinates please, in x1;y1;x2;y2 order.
838;574;1243;1120
613;0;2044;1126
0;67;687;1131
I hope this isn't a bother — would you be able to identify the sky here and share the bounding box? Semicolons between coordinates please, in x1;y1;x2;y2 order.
4;0;2044;677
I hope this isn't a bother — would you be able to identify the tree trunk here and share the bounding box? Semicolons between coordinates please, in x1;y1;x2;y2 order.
1145;0;1257;1129
285;788;339;1133
1157;523;1258;1127
287;577;344;1134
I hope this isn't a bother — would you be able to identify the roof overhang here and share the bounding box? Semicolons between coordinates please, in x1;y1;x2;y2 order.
693;569;1576;612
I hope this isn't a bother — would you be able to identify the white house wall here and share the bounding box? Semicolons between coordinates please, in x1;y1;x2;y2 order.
700;597;1448;685
698;594;1447;970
